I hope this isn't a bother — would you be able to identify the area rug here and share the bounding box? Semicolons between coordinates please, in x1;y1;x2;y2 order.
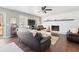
0;42;23;52
51;36;59;45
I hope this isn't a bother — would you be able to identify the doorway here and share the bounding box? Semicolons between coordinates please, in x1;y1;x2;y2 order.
0;14;3;36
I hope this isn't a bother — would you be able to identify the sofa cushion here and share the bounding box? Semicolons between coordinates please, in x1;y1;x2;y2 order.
69;33;79;37
34;32;43;41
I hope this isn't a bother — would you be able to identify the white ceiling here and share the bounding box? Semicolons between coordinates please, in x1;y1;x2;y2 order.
1;6;79;17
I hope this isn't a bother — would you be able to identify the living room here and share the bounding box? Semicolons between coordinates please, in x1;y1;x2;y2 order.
0;6;79;52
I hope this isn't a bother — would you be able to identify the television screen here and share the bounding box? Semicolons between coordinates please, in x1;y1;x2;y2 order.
28;19;35;26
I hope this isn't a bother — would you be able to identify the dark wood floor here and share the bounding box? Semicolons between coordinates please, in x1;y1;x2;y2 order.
0;35;79;52
47;35;79;52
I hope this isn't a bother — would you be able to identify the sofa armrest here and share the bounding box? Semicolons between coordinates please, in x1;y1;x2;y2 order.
40;36;51;44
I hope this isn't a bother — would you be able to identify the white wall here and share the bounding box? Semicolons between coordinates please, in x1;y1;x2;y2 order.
42;10;79;34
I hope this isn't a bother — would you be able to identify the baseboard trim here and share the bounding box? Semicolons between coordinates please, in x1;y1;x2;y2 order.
0;36;11;39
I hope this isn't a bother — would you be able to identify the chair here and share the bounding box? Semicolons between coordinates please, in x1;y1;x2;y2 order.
37;25;46;31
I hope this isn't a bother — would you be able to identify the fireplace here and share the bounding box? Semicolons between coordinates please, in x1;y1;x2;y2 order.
51;25;59;31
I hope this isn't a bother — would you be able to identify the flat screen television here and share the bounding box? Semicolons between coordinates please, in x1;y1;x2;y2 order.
51;25;59;31
28;19;35;26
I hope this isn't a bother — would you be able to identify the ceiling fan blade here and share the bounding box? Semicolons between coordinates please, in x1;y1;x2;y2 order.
45;9;52;11
44;11;46;13
42;6;46;10
38;10;42;13
43;6;46;9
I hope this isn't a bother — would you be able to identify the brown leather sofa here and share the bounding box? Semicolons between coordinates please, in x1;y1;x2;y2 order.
67;31;79;43
17;29;51;52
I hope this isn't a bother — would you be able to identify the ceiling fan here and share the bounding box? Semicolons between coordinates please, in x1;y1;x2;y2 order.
40;6;52;13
